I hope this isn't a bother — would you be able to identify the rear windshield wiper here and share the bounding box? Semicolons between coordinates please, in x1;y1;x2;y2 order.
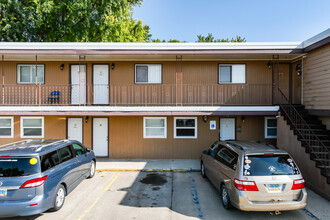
272;172;290;175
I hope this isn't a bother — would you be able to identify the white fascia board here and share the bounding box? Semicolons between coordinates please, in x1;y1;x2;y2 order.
0;106;279;112
0;42;302;51
300;28;330;48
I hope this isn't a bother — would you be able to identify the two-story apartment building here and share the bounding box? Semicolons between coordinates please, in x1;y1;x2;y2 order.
1;29;330;199
0;42;301;159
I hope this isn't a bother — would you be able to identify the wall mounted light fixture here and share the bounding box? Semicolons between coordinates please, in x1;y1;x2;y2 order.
85;116;89;123
111;63;115;70
60;64;64;70
203;115;208;123
267;61;271;69
241;116;245;123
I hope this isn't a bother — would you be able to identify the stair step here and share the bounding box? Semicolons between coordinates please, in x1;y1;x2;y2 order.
292;124;326;130
317;165;330;169
314;158;330;161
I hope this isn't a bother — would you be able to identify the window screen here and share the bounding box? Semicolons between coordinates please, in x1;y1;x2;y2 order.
219;64;245;83
144;117;166;138
135;64;161;84
0;117;13;137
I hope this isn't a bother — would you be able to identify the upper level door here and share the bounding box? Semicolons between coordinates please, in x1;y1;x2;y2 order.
67;118;83;143
220;118;235;141
93;64;109;104
71;65;86;104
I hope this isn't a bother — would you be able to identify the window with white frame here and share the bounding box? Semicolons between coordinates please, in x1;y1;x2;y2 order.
143;117;167;138
219;64;245;83
265;117;277;138
17;64;44;84
21;117;44;138
174;117;197;138
0;117;14;138
135;64;162;84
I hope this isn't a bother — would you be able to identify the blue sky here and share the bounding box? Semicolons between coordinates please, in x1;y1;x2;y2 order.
134;0;330;42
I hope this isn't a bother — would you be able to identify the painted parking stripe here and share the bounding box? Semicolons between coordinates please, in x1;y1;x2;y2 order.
77;172;121;220
189;170;204;219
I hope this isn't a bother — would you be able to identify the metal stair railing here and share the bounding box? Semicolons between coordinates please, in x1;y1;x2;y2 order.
278;88;330;176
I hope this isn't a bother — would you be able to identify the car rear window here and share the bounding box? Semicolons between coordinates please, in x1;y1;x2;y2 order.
0;157;40;177
243;154;300;176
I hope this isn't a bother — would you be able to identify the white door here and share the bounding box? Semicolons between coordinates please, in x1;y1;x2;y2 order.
220;118;235;141
71;65;86;104
93;65;109;104
67;118;83;143
93;118;108;157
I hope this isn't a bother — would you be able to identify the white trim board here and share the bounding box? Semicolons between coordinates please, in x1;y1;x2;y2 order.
0;106;279;112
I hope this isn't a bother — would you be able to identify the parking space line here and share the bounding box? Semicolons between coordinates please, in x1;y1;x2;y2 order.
189;171;204;219
77;172;121;220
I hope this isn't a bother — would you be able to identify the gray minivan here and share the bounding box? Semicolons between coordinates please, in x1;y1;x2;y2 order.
0;139;96;217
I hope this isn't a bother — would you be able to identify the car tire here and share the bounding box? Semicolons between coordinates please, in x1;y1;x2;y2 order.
87;160;96;179
201;162;206;178
50;184;66;211
221;184;232;209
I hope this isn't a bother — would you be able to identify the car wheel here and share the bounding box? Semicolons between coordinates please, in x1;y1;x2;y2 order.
87;160;96;179
201;162;206;178
221;184;232;209
50;185;66;211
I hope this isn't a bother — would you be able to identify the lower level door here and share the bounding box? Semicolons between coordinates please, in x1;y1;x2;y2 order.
93;118;108;157
220;118;235;141
67;118;83;143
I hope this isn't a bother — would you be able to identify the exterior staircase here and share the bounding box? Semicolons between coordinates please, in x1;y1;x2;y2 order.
279;103;330;184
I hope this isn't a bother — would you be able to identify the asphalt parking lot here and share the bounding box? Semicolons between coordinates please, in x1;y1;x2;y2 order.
8;171;325;220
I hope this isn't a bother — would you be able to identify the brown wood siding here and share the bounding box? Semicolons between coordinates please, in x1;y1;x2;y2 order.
0;115;272;159
303;44;330;109
0;115;67;145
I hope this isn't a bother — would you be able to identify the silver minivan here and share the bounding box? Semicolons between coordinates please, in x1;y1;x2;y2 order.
201;141;307;212
0;139;96;217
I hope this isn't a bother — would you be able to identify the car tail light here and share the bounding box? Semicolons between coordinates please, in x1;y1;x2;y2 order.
264;153;274;156
233;178;259;191
20;176;48;189
291;179;305;190
0;155;11;157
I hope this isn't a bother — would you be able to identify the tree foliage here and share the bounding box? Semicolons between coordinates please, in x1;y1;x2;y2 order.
197;33;246;42
0;0;150;42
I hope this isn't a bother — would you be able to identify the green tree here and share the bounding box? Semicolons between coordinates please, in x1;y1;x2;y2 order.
197;33;246;42
0;0;150;42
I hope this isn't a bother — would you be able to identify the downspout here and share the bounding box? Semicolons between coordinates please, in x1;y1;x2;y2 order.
301;55;307;105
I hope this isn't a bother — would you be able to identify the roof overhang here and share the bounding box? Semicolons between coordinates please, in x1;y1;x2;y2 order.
0;42;305;61
0;106;279;116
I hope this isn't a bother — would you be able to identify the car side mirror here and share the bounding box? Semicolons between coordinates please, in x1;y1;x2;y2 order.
202;150;207;155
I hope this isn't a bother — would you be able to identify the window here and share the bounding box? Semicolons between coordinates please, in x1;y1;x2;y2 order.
72;143;86;157
208;142;220;157
219;64;245;83
143;117;167;138
215;145;238;170
17;64;45;84
135;64;162;84
0;117;14;138
58;146;74;163
174;117;197;138
265;117;277;138
20;117;44;138
41;151;60;172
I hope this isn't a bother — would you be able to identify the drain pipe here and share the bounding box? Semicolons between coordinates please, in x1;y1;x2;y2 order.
301;55;307;105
